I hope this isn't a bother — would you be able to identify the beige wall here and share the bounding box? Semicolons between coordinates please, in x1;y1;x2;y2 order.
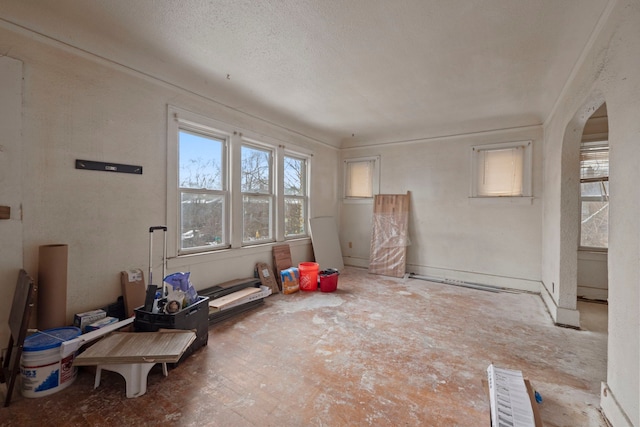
0;56;24;342
541;0;639;424
340;125;543;292
0;27;338;346
1;2;638;424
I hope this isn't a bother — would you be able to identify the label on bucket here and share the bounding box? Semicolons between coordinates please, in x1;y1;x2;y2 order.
21;358;60;394
60;354;76;384
21;351;77;397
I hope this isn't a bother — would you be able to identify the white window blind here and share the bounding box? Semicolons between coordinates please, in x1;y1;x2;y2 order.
475;146;525;197
345;160;374;198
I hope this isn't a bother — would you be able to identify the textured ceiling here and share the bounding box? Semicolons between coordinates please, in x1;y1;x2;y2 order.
0;0;610;147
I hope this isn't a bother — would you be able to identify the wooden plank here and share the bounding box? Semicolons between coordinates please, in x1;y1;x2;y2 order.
208;287;261;310
524;379;543;427
73;331;196;365
0;206;10;220
369;193;410;278
309;217;344;270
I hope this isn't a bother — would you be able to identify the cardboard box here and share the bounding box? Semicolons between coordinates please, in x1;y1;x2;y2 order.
120;268;146;317
74;309;106;332
85;316;120;332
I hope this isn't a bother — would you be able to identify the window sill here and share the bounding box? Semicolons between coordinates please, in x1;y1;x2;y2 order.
168;237;311;270
578;247;608;255
342;198;374;205
468;196;533;205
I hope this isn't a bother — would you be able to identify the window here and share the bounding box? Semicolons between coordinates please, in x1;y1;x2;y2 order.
344;156;380;199
284;154;307;237
168;106;310;256
580;140;609;249
471;141;532;200
241;143;273;244
178;129;228;252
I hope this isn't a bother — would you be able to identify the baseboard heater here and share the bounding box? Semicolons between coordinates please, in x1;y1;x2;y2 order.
408;273;504;293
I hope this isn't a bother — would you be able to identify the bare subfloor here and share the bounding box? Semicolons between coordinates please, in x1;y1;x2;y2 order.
1;267;608;426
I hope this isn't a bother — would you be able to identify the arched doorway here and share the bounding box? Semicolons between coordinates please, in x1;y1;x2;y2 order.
576;104;609;335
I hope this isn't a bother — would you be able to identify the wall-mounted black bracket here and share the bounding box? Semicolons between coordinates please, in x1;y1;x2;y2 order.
75;159;142;175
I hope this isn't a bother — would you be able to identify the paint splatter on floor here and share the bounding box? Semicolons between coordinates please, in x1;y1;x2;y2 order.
0;267;608;426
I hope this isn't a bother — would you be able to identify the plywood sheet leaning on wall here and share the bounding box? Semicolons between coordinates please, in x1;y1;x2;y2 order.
369;193;410;278
272;244;292;291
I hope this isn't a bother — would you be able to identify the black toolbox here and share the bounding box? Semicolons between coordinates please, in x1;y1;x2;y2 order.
133;295;210;362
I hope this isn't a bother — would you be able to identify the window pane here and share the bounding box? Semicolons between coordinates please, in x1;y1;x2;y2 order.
284;156;305;196
476;147;524;196
581;181;609;199
580;141;608;248
181;192;224;249
242;145;271;193
243;195;272;242
580;201;609;248
179;130;223;190
580;150;609;179
285;197;305;236
346;160;373;198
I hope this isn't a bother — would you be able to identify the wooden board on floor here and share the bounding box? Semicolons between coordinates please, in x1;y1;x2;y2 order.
73;331;196;365
309;217;344;271
208;287;261;310
272;244;292;291
369;193;410;278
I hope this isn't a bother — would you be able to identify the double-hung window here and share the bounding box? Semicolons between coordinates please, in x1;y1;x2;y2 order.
580;140;609;249
168;106;310;257
284;154;307;237
178;128;228;252
241;143;274;244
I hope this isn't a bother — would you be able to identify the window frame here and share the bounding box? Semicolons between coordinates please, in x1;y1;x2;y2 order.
343;155;380;203
470;140;533;204
283;152;309;239
240;139;275;246
167;105;311;260
579;139;609;251
169;107;231;256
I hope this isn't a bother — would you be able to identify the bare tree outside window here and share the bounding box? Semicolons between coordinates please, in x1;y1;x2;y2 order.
284;155;306;237
242;145;273;242
179;130;226;249
170;108;311;255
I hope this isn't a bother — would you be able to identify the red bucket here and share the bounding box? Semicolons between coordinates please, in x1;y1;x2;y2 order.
319;269;339;292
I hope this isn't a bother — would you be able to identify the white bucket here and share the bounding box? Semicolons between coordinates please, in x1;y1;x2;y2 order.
20;326;81;398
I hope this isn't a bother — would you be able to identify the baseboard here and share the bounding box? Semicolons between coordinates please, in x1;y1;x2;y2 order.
540;283;581;328
600;382;634;427
577;285;608;301
343;256;369;269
